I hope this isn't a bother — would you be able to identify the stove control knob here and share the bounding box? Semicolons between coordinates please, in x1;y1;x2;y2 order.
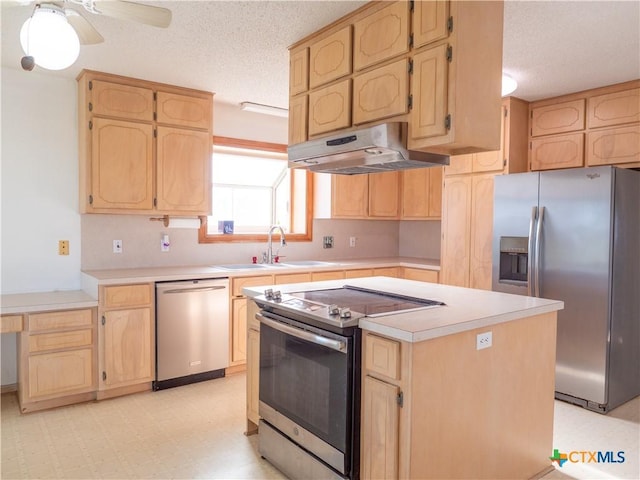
339;307;352;319
264;289;274;299
273;291;282;302
328;305;340;315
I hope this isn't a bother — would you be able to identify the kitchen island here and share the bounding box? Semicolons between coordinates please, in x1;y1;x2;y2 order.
244;276;564;480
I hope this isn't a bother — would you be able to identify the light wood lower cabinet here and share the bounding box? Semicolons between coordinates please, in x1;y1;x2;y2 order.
18;308;97;413
402;267;439;283
360;312;557;479
98;283;154;398
246;300;261;435
231;298;248;365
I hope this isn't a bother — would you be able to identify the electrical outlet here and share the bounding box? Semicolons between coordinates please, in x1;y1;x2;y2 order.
349;236;357;247
476;331;492;350
323;236;334;249
161;234;170;252
113;240;123;254
58;240;69;256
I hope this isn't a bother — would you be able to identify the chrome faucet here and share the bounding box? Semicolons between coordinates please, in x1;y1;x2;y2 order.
266;225;287;264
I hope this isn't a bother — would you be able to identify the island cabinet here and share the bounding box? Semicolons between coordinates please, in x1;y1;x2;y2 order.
289;0;504;155
18;308;97;413
97;283;154;399
360;312;557;479
529;80;640;171
77;69;213;215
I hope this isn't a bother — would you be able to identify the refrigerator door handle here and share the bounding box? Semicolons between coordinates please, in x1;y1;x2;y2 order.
528;206;538;297
534;206;545;297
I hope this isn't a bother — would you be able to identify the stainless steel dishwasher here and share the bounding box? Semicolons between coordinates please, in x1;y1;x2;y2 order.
154;278;229;390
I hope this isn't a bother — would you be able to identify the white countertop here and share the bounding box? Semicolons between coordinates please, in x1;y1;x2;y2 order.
243;276;564;343
0;290;98;315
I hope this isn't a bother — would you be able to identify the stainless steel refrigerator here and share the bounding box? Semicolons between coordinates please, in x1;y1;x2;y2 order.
492;166;639;413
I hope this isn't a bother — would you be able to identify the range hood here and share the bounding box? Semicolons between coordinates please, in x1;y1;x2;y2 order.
288;123;449;175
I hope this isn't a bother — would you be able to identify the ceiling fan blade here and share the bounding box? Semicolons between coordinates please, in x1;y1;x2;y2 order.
93;1;172;28
66;9;104;44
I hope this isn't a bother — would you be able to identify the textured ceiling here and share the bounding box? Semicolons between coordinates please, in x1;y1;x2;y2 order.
1;0;639;109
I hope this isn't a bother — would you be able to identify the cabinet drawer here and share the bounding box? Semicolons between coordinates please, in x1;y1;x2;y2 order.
308;79;352;137
29;329;93;353
103;284;152;308
586;124;640;166
275;272;312;284
29;309;93;332
373;267;400;278
28;348;94;398
353;1;410;71
290;47;309;95
311;270;346;282
309;26;352;89
403;268;439;283
156;91;212;130
587;88;640;128
231;275;274;297
345;268;374;279
530;133;584;171
365;334;401;381
353;59;409;125
89;80;154;121
1;314;23;333
530;99;585;137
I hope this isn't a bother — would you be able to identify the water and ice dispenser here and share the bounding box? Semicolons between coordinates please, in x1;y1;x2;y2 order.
498;237;528;284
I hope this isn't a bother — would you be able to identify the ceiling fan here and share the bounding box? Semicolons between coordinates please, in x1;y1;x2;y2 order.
20;0;172;71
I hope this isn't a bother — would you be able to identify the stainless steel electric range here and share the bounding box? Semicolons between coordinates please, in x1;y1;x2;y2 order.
254;285;444;480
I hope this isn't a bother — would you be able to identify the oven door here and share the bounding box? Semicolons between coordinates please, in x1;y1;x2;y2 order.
258;310;354;475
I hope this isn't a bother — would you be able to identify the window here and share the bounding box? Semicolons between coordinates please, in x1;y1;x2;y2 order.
199;136;313;243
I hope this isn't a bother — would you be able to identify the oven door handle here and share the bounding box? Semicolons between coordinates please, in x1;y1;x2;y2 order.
256;313;347;353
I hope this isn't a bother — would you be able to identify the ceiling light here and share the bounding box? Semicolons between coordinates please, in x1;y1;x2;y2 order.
501;73;518;97
240;102;288;118
20;4;80;71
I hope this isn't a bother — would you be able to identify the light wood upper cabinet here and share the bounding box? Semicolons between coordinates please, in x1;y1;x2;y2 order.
156;91;212;130
586;124;640;166
156;126;211;213
289;47;309;95
353;1;410;71
89;80;154;121
332;174;369;217
288;95;308;145
308;79;352;137
413;0;450;49
309;26;352;89
531;99;585;137
587;87;640;128
369;171;400;218
89;117;154;210
353;58;409;125
530;133;584;171
401;166;442;219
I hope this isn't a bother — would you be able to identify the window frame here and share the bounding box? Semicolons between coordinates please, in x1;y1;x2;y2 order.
198;136;313;244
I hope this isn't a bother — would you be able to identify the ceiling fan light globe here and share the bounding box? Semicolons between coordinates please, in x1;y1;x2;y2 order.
20;7;80;70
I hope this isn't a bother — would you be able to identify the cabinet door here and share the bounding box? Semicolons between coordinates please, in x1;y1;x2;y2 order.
353;59;409;125
90;117;154;210
469;174;494;290
231;298;247;365
89;80;154;121
369;172;400;218
413;0;450;49
288;95;308;145
401;168;429;218
156;126;211;214
103;308;153;388
586;124;640;166
473;150;503;173
410;43;449;140
428;166;443;218
361;375;400;480
444;154;473;176
440;175;472;287
27;349;94;399
156;91;212;130
353;1;410;71
331;174;368;217
290;47;309;95
530;99;585;137
247;328;260;425
530;133;584;171
309;26;352;89
308;79;351;137
587;87;640;128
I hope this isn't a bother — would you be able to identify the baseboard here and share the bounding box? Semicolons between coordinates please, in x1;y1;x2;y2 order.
225;364;247;375
1;383;18;394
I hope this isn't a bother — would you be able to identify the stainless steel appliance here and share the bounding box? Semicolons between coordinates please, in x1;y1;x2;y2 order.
288;122;449;175
492;166;640;413
155;278;229;390
255;285;444;479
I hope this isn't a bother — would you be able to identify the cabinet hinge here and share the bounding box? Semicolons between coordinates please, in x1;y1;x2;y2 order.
89;194;93;205
504;107;508;118
408;59;413;75
446;45;453;62
503;158;507;168
88;80;93;90
397;391;404;408
88;102;93;112
153;198;157;207
409;0;414;12
154;128;157;138
409;33;414;48
102;371;107;381
101;315;105;326
447;16;454;33
445;114;452;130
408;94;413;110
153;112;157;121
89;120;93;130
153;92;157;101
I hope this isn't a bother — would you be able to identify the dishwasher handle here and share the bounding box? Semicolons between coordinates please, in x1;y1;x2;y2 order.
161;285;227;294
